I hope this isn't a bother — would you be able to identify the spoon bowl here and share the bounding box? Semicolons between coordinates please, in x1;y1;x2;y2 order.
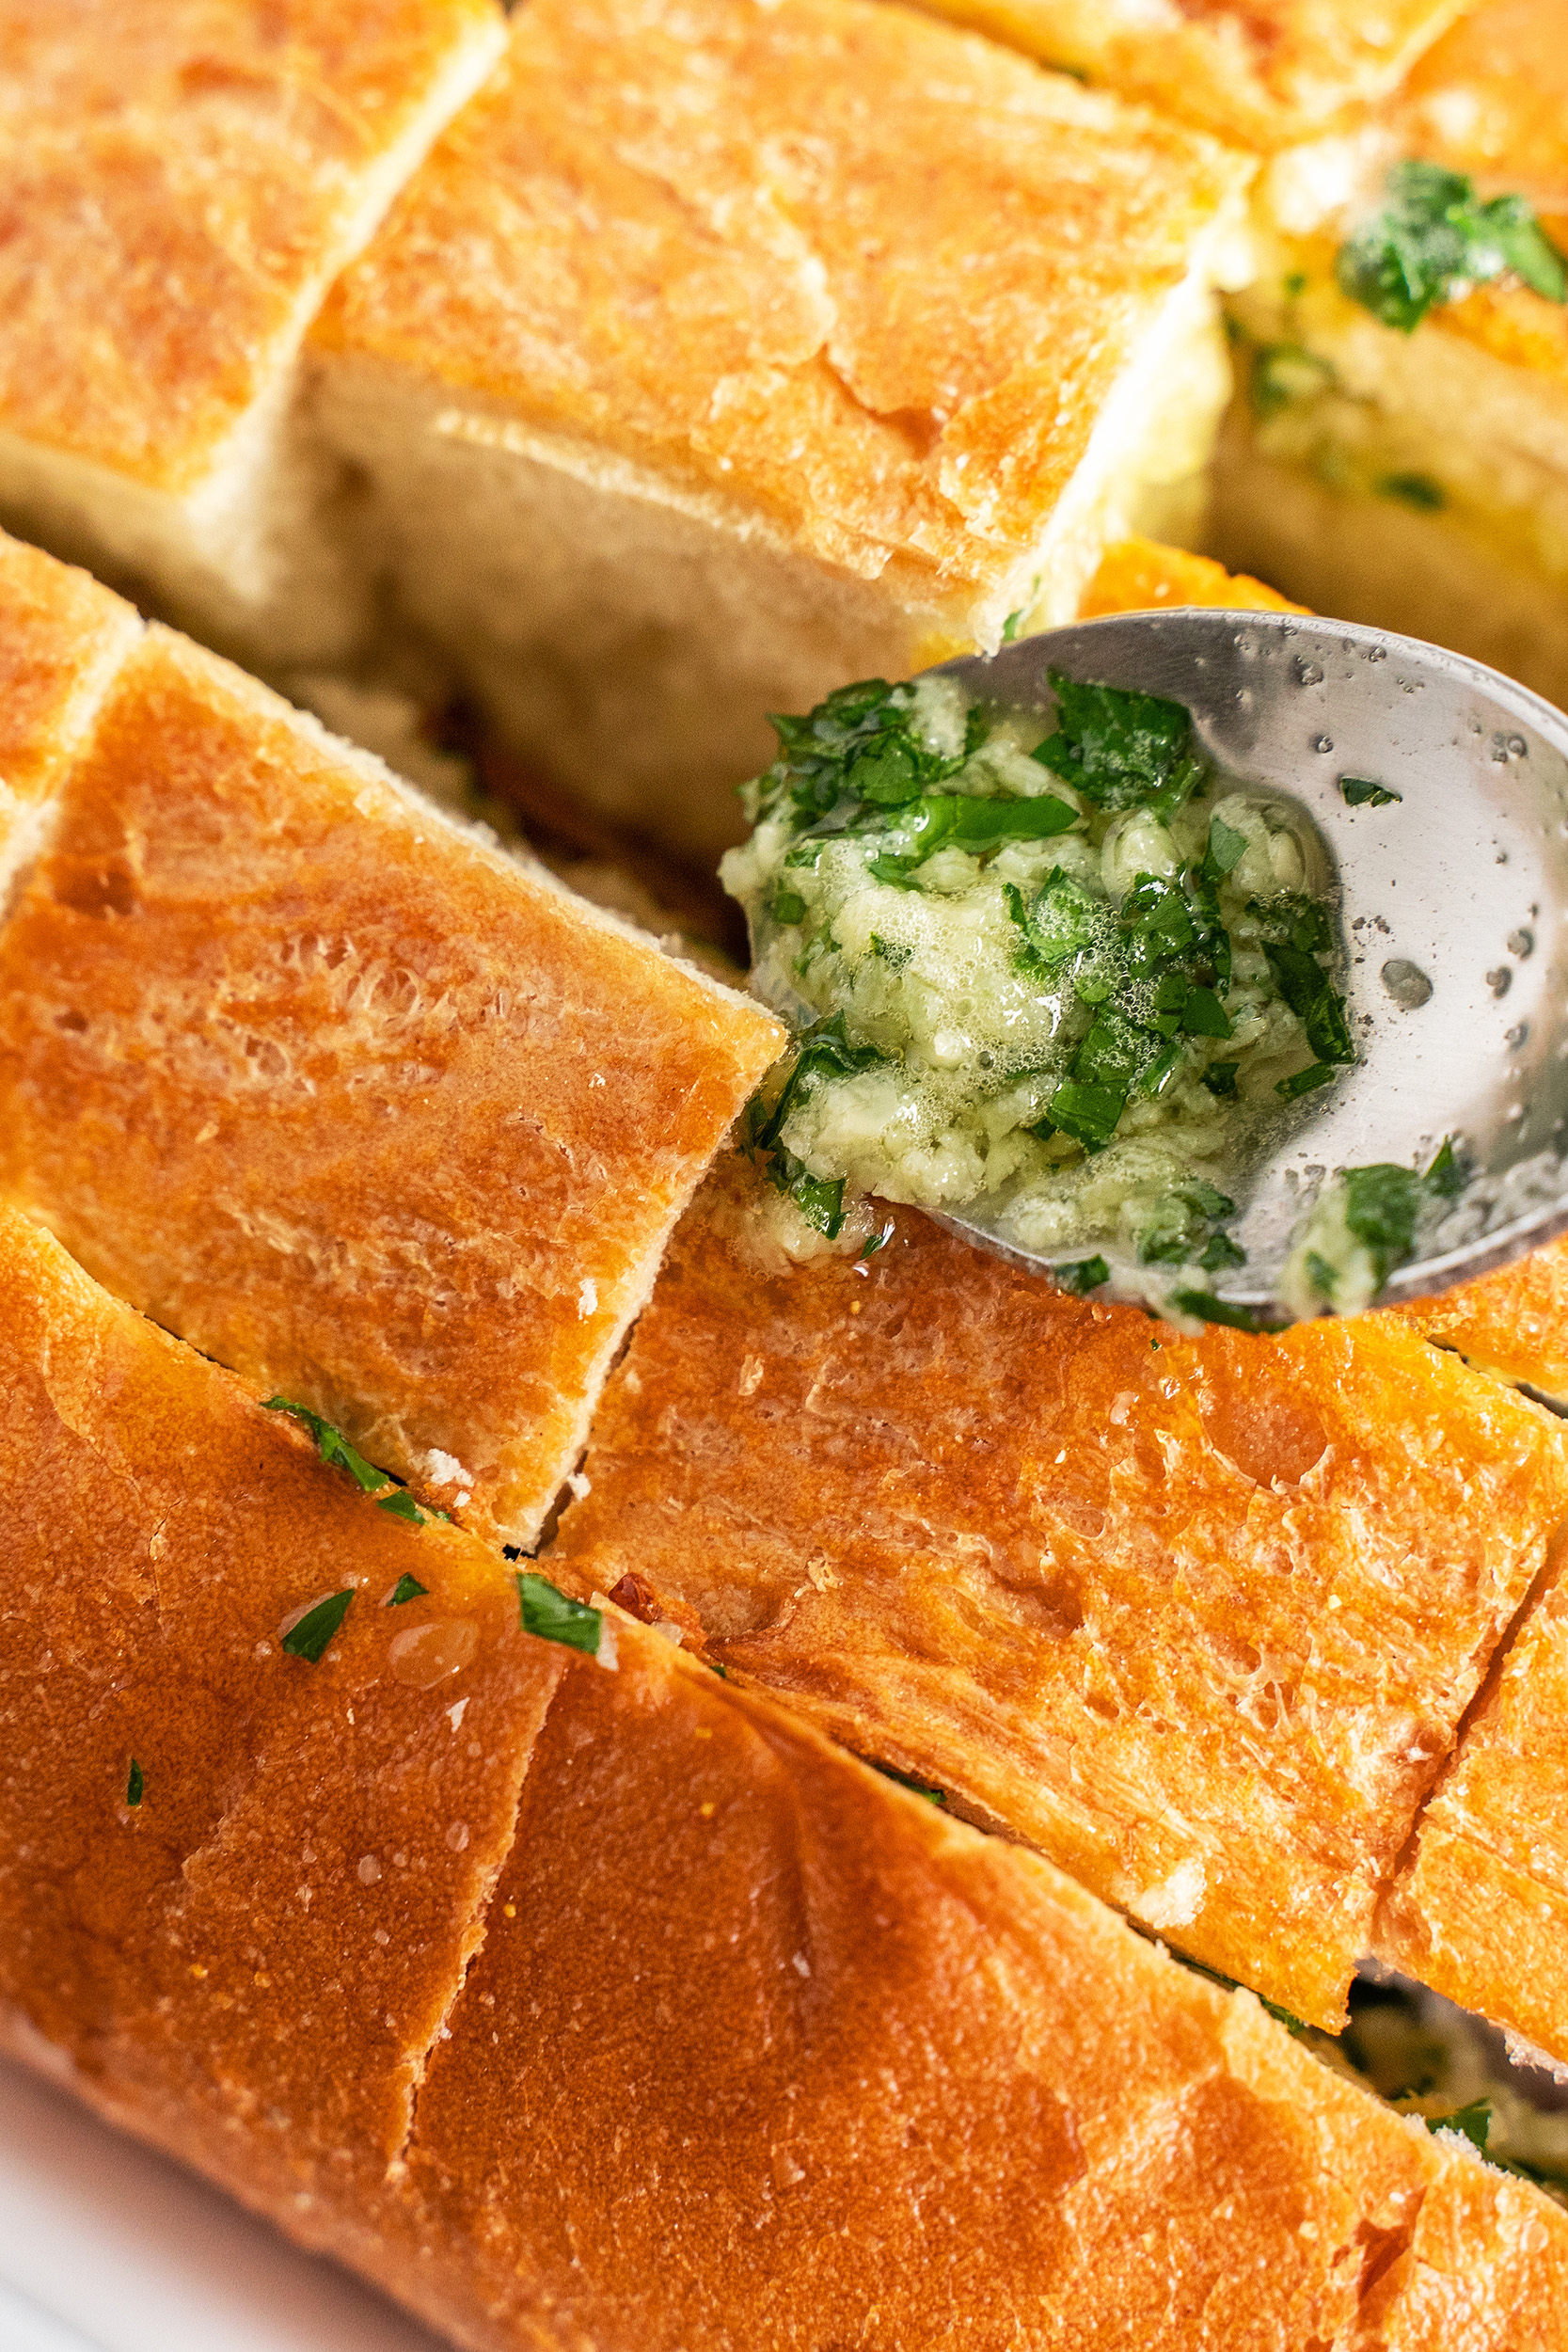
927;609;1568;1321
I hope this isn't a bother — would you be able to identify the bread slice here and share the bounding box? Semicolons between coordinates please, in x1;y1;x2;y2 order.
546;1156;1568;2031
0;533;140;898
892;0;1472;151
0;1197;567;2210
0;0;507;674
1214;0;1568;707
308;0;1253;861
2;1197;1563;2345
1081;530;1307;618
0;606;783;1548
1377;1540;1568;2074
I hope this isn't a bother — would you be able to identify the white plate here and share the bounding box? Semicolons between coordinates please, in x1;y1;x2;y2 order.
0;2058;448;2352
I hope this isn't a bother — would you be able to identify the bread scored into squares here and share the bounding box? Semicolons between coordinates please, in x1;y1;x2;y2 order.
0;593;783;1549
899;0;1473;151
308;0;1254;863
547;1156;1568;2033
0;0;507;673
2;1198;1565;2351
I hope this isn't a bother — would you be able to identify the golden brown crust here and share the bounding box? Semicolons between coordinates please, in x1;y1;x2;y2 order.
0;0;505;490
1393;1240;1568;1405
0;531;140;821
902;0;1473;151
1377;1547;1568;2071
1394;0;1568;214
2;1202;1563;2345
0;624;782;1546
313;0;1245;607
1080;532;1307;615
548;1158;1568;2029
0;1196;565;2207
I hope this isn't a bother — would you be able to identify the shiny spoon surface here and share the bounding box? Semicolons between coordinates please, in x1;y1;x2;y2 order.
923;609;1568;1322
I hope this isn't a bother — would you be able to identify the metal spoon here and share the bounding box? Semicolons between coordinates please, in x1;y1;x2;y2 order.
924;608;1568;1323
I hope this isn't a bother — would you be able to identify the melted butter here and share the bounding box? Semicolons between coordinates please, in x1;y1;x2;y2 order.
388;1618;480;1689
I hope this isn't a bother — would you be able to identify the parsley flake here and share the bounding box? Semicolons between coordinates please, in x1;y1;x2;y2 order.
1052;1254;1110;1295
516;1572;602;1658
126;1759;144;1808
388;1573;429;1606
263;1398;388;1494
1337;159;1567;334
1339;775;1402;808
282;1587;356;1664
1035;672;1204;818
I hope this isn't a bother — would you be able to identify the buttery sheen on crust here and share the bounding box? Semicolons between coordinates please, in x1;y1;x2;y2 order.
900;0;1473;151
548;1159;1568;2030
0;621;783;1548
3;1201;1564;2348
0;1198;566;2213
0;533;139;876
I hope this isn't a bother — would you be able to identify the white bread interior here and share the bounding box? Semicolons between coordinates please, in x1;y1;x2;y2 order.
0;15;507;676
308;216;1245;866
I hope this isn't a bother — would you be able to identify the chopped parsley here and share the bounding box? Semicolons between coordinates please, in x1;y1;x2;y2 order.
262;1397;447;1526
516;1571;602;1658
1170;1290;1283;1335
1051;1254;1110;1295
125;1759;144;1808
1377;470;1446;512
282;1587;356;1664
1337;159;1568;334
1034;671;1203;819
388;1573;429;1605
1250;342;1335;418
1339;775;1402;809
1282;1138;1468;1315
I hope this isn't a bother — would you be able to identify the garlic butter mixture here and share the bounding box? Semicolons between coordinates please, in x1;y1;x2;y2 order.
721;670;1355;1293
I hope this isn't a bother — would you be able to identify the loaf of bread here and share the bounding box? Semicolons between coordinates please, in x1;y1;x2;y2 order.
3;1193;1565;2348
308;0;1252;857
547;1155;1568;2035
0;532;782;1548
0;0;506;670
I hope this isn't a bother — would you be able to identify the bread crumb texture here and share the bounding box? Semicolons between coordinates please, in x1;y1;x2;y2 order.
1;1200;1563;2346
0;532;140;818
0;0;504;489
549;1157;1568;2030
314;0;1243;604
0;623;782;1547
898;0;1471;150
1379;1542;1568;2074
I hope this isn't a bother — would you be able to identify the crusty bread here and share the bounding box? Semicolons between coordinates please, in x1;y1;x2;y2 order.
1393;0;1568;226
308;0;1252;859
1080;531;1307;619
896;0;1473;151
0;532;140;895
3;1195;1564;2348
1376;1537;1568;2075
0;593;782;1548
546;1156;1568;2032
1394;1240;1568;1410
0;0;507;671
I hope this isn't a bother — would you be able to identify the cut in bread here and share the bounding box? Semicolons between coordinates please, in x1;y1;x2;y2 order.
895;0;1473;151
3;1198;1564;2347
1377;1538;1568;2074
309;0;1253;860
0;596;783;1548
0;533;140;893
0;0;507;671
1395;1240;1568;1410
546;1158;1568;2032
1215;0;1568;707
